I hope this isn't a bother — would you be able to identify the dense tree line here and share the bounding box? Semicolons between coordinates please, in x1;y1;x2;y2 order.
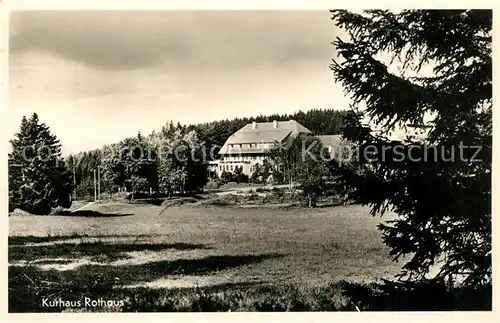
66;109;346;198
9;108;346;208
67;123;207;200
190;109;347;159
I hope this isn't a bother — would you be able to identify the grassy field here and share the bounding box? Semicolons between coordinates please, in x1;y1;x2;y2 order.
10;202;400;285
10;202;489;312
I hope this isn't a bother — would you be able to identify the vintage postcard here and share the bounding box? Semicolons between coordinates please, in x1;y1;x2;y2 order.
3;4;495;320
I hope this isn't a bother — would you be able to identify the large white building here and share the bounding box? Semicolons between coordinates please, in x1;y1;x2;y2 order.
208;120;312;177
206;120;347;179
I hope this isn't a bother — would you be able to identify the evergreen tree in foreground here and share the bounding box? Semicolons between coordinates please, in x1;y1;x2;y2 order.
8;113;72;214
330;10;491;287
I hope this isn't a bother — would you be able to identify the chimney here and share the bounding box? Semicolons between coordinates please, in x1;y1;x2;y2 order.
273;120;278;128
252;121;257;129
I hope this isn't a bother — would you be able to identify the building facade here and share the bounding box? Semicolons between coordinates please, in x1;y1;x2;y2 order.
212;120;312;177
206;120;346;179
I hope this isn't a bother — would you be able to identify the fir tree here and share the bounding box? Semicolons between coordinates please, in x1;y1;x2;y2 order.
330;10;491;287
8;113;72;214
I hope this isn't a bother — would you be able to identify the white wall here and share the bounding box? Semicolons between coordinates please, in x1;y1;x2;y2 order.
216;155;268;177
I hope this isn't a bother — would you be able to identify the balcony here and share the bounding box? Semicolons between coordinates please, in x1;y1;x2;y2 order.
219;160;251;164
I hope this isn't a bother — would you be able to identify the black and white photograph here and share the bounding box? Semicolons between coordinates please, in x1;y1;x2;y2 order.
6;9;493;313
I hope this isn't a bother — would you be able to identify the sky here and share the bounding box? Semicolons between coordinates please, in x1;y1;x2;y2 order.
9;10;351;155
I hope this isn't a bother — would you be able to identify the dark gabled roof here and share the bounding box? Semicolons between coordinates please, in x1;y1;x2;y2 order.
316;135;343;150
219;120;311;155
316;135;353;159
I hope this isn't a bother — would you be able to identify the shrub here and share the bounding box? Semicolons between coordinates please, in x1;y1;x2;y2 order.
205;178;222;190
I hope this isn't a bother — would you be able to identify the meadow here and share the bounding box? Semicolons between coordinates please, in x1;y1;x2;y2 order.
9;202;489;312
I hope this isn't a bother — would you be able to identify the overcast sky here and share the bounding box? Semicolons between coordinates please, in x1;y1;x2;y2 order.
9;11;350;155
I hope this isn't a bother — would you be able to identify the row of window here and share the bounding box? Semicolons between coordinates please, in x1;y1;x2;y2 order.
220;164;241;172
228;143;275;149
218;164;261;173
219;165;282;173
224;155;264;161
218;164;281;173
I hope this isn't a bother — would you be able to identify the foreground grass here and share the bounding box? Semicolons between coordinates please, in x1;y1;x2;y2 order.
8;265;344;312
9;203;492;311
9;265;491;312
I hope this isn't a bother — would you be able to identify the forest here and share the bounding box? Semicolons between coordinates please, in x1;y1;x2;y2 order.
66;109;347;200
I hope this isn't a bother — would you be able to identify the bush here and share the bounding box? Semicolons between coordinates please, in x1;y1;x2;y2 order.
205;178;222;190
220;167;249;184
271;188;285;198
220;171;233;184
160;197;200;210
